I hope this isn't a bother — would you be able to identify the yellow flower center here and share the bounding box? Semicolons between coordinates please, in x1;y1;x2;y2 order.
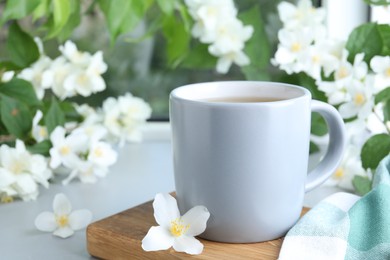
56;215;69;227
1;195;13;203
386;67;390;77
77;74;88;85
312;55;320;64
10;163;24;174
170;218;189;237
93;147;103;157
291;42;301;52
39;127;48;138
60;145;71;155
333;168;344;180
336;66;349;79
354;93;366;106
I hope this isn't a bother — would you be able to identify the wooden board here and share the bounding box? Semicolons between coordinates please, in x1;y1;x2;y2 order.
87;198;309;260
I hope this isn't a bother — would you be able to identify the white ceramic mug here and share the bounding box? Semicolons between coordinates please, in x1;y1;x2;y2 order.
170;81;345;243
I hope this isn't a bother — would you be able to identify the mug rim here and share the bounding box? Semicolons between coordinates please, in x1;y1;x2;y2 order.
170;81;311;106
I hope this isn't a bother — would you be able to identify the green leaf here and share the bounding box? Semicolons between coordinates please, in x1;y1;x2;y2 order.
32;0;50;21
364;0;390;5
361;133;390;170
0;95;32;138
0;78;41;106
44;97;65;134
239;5;271;80
162;14;190;67
311;112;328;136
125;15;163;43
181;43;217;69
6;23;40;68
177;2;192;32
378;24;390;55
27;140;52;156
383;99;390;122
309;141;320;154
59;101;82;122
156;0;175;15
99;0;153;43
1;0;41;23
57;0;81;42
352;175;372;196
345;23;382;64
0;60;22;71
47;0;71;38
375;87;390;104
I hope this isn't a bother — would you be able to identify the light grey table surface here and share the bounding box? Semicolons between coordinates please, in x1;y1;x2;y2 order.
0;124;343;260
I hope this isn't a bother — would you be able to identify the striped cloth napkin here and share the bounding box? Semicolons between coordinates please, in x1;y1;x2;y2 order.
279;155;390;260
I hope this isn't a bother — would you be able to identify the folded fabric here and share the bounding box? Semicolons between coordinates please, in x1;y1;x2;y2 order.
279;155;390;260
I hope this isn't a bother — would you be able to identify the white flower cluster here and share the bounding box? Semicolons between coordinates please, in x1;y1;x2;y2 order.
17;39;107;100
185;0;254;73
75;93;152;146
102;93;152;145
45;93;151;185
273;0;390;190
49;125;117;185
0;39;152;201
0;140;52;201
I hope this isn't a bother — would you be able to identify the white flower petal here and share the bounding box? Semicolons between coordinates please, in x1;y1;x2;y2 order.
15;174;38;195
142;226;174;251
50;126;66;145
62;169;79;185
338;103;359;119
216;56;232;74
53;226;74;238
0;168;15;188
173;236;204;255
69;209;92;230
53;193;72;215
35;211;57;232
153;193;180;228
181;206;210;236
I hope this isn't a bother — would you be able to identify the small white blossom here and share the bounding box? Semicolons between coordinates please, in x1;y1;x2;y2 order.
103;93;152;145
317;80;349;105
87;141;117;167
1;71;15;82
0;140;52;201
18;56;52;99
49;126;88;170
278;0;325;30
338;78;374;120
35;193;92;238
41;56;75;99
272;28;314;74
75;104;103;126
62;160;109;185
32;110;49;142
59;41;91;66
142;193;210;255
185;0;253;73
325;145;366;190
370;55;390;92
42;41;108;99
50;125;117;185
63;68;105;97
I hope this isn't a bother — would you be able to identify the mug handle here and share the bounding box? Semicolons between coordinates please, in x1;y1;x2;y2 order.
305;100;346;192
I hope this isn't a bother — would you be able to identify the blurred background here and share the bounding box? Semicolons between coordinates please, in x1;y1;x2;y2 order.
0;0;386;120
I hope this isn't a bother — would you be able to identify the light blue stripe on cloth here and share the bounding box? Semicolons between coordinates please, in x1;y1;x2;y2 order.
345;243;390;260
287;202;350;240
279;155;390;260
